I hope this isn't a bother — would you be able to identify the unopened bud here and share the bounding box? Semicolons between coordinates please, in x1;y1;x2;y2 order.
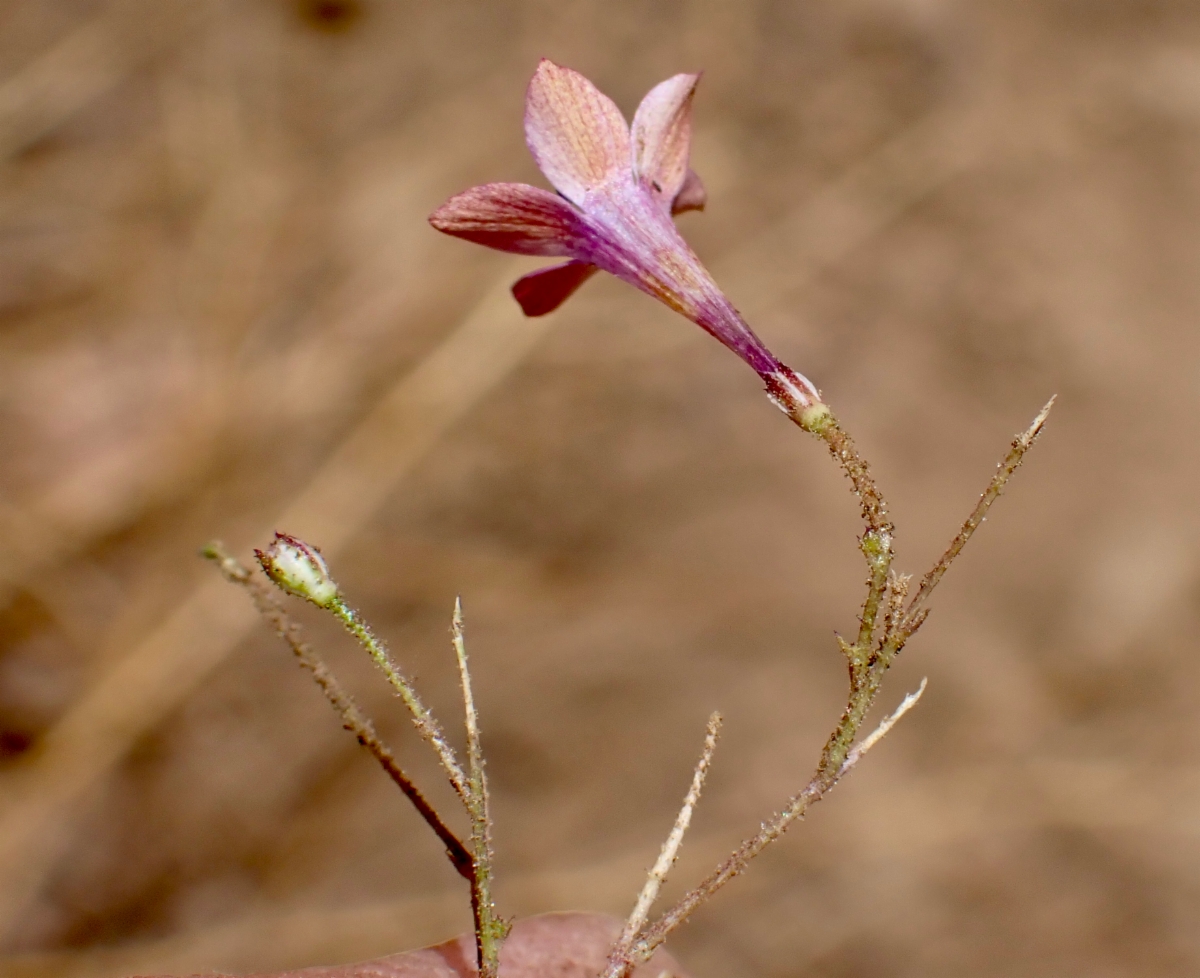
255;532;339;607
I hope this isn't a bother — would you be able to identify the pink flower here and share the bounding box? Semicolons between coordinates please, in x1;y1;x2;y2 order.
429;59;822;413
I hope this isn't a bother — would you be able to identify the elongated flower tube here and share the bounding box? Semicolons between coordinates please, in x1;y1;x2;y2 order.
429;59;825;419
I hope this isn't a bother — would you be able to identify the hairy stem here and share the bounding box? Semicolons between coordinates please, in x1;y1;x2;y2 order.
452;599;507;978
631;680;925;964
203;544;474;881
902;396;1055;632
604;712;722;978
330;598;471;803
617;395;1052;966
800;409;891;535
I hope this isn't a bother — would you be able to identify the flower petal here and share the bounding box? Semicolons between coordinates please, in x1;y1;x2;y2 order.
671;168;707;214
512;260;598;316
429;182;585;256
631;73;700;206
525;59;630;205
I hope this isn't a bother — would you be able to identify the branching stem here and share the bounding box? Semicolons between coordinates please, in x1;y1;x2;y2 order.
202;544;474;881
603;712;723;978
211;390;1052;978
212;547;514;976
629;679;926;965
606;396;1053;969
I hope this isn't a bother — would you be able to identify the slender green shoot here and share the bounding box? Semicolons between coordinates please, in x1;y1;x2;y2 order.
329;597;471;803
203;543;474;881
452;598;508;978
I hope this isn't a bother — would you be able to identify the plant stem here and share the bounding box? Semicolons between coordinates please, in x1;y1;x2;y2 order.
630;680;925;965
616;395;1051;966
452;599;507;978
330;598;471;803
902;396;1055;631
604;712;722;978
798;409;891;535
203;545;474;881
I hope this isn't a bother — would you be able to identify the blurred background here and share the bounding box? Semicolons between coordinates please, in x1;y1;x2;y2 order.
0;0;1197;975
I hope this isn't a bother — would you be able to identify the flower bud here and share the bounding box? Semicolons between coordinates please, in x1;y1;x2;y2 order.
255;532;340;608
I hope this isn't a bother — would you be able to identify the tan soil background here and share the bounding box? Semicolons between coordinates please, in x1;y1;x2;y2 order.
0;1;1197;976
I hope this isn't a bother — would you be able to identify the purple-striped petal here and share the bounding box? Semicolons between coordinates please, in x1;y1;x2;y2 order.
429;62;826;412
428;182;585;256
631;73;700;206
524;59;630;205
512;260;598;316
671;168;707;214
